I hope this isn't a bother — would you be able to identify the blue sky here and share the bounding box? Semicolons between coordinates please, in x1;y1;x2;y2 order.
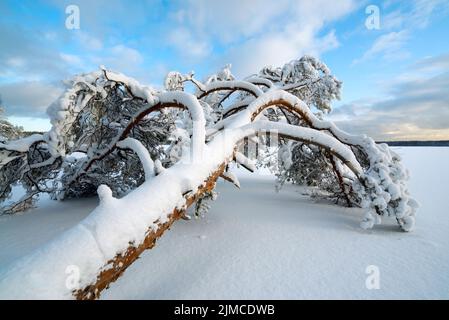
1;0;449;140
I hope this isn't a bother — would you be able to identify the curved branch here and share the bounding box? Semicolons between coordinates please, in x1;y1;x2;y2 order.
280;78;321;91
234;121;363;179
245;76;274;88
237;90;368;148
116;138;155;179
197;81;263;100
66;91;206;187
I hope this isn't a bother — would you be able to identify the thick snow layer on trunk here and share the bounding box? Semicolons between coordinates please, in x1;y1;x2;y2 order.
0;127;236;299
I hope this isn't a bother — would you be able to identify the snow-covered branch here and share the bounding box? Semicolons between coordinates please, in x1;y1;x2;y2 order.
117;138;155;179
234;121;363;178
197;80;263;99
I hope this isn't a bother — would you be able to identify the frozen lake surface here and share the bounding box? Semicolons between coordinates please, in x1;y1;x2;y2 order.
0;147;448;299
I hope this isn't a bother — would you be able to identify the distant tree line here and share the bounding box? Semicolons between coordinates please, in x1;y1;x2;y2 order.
378;140;449;147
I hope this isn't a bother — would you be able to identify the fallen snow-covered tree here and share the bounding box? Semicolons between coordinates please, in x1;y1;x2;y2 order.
0;56;418;299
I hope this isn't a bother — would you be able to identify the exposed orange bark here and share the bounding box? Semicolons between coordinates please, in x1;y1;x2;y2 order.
74;162;227;300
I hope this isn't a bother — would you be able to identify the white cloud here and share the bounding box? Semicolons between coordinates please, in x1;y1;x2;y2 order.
76;32;103;51
60;53;83;66
0;82;62;118
6;57;26;68
403;0;449;29
110;45;143;64
382;0;449;30
353;31;410;65
0;24;76;81
168;0;356;75
91;45;144;74
226;29;340;77
167;27;212;58
354;0;449;65
414;53;449;72
175;0;291;43
331;53;449;140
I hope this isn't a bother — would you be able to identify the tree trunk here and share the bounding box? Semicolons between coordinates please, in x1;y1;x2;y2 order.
74;162;227;300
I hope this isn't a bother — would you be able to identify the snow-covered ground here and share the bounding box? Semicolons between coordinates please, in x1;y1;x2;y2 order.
0;147;448;299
